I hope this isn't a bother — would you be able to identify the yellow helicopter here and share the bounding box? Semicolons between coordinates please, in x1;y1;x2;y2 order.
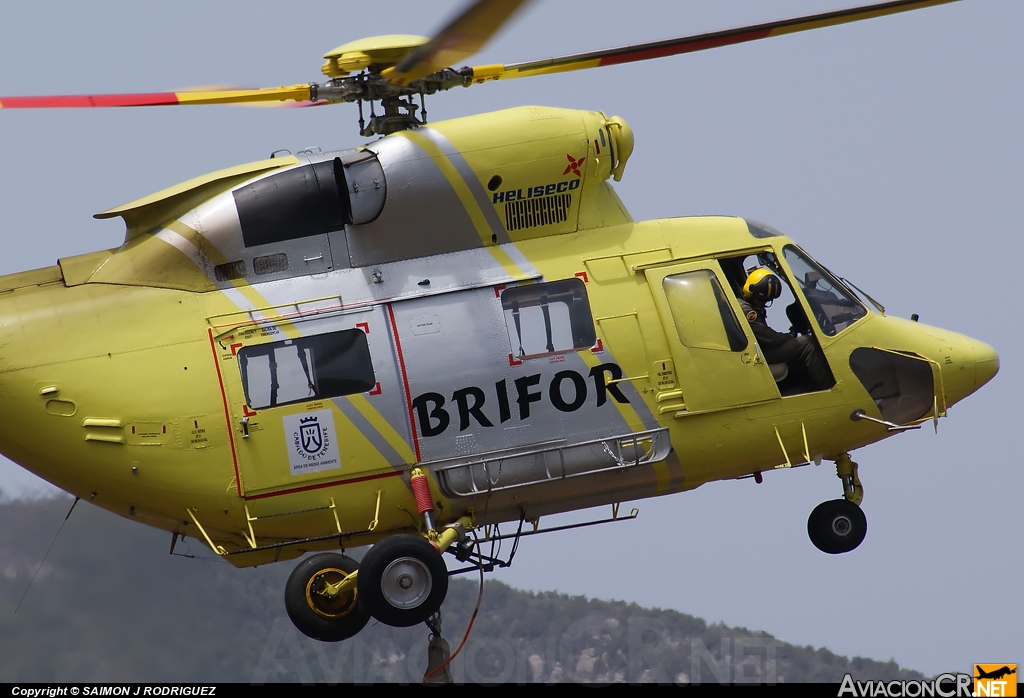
0;0;998;650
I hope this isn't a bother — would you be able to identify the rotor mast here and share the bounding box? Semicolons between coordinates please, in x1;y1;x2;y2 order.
313;40;472;136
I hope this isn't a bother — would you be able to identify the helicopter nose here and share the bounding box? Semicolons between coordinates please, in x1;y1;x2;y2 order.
942;335;999;407
971;339;1000;392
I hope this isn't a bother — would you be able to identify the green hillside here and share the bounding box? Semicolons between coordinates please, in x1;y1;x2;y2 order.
0;496;923;684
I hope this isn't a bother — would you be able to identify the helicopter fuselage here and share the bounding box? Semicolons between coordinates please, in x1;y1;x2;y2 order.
0;106;996;566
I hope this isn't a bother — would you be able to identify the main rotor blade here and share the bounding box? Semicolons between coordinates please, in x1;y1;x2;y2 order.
0;84;312;110
383;0;531;85
464;0;958;84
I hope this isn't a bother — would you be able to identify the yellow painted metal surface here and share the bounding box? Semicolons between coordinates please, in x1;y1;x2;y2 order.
322;35;429;77
95;156;298;241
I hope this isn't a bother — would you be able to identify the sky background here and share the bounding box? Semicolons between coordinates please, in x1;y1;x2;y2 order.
0;0;1020;678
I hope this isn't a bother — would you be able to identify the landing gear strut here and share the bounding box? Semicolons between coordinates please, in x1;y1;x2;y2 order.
807;453;867;554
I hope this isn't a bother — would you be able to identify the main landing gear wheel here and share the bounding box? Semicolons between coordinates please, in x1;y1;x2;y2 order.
357;534;449;628
807;499;867;554
285;553;370;642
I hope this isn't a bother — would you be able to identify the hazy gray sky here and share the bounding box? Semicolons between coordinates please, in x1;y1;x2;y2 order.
1;0;1020;678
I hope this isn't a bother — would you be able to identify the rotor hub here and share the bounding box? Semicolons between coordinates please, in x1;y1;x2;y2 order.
322;35;430;78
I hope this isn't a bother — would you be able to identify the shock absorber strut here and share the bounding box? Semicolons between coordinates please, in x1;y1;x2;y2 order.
410;468;436;533
835;452;863;506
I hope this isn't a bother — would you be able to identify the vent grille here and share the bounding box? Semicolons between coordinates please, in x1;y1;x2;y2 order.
253;253;289;275
504;193;572;232
214;260;247;281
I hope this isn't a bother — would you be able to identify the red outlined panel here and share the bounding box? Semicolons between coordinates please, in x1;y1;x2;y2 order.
207;329;242;497
244;470;402;501
386;303;421;462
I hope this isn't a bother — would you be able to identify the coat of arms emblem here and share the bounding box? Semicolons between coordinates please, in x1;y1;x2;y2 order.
299;416;323;454
283;409;340;475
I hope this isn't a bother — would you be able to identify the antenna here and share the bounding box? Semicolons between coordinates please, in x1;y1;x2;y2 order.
15;496;79;613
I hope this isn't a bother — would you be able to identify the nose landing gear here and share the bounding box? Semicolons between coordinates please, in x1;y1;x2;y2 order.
807;453;867;554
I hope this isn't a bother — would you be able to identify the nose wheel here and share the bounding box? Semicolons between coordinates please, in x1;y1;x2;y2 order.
357;534;449;627
808;452;867;554
807;498;867;554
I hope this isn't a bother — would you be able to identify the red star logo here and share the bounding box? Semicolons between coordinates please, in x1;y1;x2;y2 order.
563;153;586;177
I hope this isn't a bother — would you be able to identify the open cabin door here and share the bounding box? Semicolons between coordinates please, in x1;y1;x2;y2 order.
210;305;415;497
644;261;780;413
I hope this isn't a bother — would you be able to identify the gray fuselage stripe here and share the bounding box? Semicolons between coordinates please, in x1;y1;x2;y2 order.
331;396;407;469
419;127;512;245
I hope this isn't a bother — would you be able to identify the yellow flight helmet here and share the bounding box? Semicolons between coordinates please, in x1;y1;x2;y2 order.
743;268;782;303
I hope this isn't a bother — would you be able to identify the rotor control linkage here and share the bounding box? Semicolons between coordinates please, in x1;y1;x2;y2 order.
835;452;863;506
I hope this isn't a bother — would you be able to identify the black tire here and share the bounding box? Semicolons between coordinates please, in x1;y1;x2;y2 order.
284;553;370;642
807;499;867;554
357;535;449;628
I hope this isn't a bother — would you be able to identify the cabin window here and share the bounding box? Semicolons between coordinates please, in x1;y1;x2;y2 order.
501;279;596;359
662;270;748;352
237;329;376;410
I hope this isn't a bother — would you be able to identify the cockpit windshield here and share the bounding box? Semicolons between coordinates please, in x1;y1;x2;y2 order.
783;246;867;336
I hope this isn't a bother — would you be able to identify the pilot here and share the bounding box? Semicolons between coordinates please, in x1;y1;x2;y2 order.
739;268;834;391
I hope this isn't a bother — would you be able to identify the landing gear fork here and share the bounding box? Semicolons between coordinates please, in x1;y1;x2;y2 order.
835;452;863;505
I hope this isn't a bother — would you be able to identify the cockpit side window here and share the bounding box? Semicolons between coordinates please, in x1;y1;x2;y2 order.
662;270;748;352
783;246;867;336
720;252;811;338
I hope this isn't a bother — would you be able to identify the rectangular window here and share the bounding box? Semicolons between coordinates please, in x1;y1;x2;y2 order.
663;270;748;352
501;278;596;359
237;329;376;410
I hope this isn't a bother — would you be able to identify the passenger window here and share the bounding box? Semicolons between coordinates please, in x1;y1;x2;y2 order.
501;279;597;359
237;329;376;409
663;271;748;352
